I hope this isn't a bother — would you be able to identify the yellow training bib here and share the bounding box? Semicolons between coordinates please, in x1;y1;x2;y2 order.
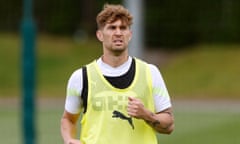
80;58;157;144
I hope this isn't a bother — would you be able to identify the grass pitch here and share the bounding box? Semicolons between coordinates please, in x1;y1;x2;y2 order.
0;99;239;144
1;33;240;98
1;33;240;143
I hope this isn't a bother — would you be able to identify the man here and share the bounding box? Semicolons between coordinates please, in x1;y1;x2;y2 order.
61;4;174;144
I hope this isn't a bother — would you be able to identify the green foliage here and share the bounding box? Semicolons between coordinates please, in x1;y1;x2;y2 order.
1;0;240;48
0;0;22;31
35;0;83;34
145;0;197;47
145;0;240;48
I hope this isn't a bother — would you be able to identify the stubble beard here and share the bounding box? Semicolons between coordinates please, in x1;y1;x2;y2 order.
111;45;128;56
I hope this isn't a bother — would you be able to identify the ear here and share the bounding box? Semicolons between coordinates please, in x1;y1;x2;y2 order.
96;30;103;42
128;30;133;42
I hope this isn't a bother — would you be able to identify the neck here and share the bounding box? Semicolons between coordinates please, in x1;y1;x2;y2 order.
101;53;129;67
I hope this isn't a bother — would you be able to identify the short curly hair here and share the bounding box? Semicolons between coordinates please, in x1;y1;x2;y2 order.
96;4;133;29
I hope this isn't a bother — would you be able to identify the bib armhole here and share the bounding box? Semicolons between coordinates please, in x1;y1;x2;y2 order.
81;66;88;113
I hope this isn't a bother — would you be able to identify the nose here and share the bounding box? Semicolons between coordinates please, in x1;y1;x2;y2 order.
115;28;122;35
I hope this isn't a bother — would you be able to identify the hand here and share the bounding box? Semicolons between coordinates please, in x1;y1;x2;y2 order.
127;97;147;119
67;139;82;144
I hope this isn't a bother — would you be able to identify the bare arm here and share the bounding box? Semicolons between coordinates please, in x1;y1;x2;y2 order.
127;97;174;134
61;110;82;144
143;108;174;134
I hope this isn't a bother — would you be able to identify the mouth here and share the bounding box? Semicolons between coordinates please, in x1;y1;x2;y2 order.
113;39;123;45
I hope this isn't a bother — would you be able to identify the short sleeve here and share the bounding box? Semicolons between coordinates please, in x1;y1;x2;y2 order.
65;69;83;114
149;64;172;113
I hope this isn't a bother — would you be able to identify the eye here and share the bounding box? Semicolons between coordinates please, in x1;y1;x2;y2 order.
120;26;127;30
108;26;116;30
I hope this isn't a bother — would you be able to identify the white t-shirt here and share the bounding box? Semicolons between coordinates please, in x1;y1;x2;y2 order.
65;57;172;114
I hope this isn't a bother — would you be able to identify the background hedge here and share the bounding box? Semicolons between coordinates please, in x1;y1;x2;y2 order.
1;0;240;48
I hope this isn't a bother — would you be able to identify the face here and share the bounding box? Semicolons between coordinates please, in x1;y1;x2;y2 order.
96;19;132;55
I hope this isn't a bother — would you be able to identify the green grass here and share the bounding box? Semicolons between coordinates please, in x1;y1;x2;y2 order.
161;45;240;99
158;110;240;144
0;107;63;144
0;33;240;98
1;103;239;144
36;35;102;96
1;33;239;143
0;33;102;97
0;34;21;96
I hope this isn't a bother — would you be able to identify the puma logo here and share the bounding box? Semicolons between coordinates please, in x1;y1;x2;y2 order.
112;110;134;129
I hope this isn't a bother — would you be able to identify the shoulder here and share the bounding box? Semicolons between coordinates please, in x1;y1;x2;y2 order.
145;62;163;79
148;64;161;75
135;58;160;72
65;68;84;114
67;68;84;92
134;58;162;78
68;68;83;83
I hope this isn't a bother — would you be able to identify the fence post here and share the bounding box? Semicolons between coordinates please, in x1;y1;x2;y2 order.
124;0;144;59
21;0;36;144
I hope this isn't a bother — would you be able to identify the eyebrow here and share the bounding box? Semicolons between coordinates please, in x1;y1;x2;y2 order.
106;23;128;29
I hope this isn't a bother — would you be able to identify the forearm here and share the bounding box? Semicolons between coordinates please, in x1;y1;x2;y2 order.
61;117;78;143
143;108;174;134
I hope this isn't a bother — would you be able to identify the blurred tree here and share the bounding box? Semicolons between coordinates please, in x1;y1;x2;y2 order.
81;0;97;36
145;0;240;49
145;0;198;49
0;0;22;32
1;0;240;48
35;0;82;34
